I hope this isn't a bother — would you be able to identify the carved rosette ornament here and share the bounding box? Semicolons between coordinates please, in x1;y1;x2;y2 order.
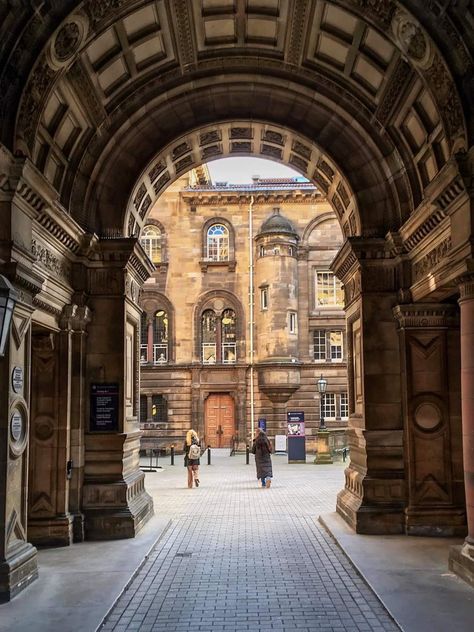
392;11;432;69
49;15;88;69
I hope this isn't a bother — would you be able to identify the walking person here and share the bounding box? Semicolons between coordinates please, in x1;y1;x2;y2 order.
251;427;273;488
184;429;201;488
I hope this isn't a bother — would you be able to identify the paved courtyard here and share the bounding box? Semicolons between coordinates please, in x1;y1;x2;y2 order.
99;452;399;632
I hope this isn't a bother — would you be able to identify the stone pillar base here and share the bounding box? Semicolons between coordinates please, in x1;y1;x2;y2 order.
84;470;153;540
0;542;38;603
337;487;405;534
28;514;74;547
449;541;474;587
83;431;154;540
405;508;467;537
314;430;333;464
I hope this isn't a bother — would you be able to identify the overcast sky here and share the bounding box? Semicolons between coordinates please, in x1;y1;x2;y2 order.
207;157;301;184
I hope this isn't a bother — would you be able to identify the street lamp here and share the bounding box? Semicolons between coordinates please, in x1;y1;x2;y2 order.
317;374;327;430
0;275;17;357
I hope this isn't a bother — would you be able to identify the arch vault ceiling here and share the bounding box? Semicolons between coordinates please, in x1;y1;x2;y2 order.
0;0;472;237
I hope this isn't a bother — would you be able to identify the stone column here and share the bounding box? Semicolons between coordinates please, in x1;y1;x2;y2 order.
28;328;74;547
0;295;39;601
76;238;155;540
332;238;405;534
147;318;153;363
450;276;474;585
68;306;91;543
394;304;464;536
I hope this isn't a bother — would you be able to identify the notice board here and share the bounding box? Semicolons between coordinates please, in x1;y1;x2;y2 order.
90;383;119;431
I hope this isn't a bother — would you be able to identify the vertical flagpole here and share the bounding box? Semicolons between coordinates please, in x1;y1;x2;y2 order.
249;195;255;442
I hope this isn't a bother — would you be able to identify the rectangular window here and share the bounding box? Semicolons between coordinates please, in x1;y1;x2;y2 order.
315;271;344;307
313;330;326;361
340;393;349;420
139;395;148;423
321;393;336;420
289;312;297;333
330;331;343;360
152;395;168;424
260;288;268;310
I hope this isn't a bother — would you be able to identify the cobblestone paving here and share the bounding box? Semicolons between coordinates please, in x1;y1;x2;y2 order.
99;454;400;632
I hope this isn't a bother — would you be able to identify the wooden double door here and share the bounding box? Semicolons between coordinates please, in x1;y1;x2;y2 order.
205;393;235;448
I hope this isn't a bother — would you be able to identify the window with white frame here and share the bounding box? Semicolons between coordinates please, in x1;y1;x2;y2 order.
340;392;349;419
313;330;326;361
141;225;162;263
315;271;344;307
313;330;345;362
329;331;343;360
289;311;297;333
260;287;268;310
321;393;336;419
206;224;229;261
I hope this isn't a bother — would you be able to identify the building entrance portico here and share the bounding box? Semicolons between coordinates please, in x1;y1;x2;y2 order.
1;0;474;603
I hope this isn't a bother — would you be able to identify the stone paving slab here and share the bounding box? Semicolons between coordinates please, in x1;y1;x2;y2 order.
99;455;400;632
319;512;474;632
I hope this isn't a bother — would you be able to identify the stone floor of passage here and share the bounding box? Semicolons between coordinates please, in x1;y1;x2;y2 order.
2;452;474;632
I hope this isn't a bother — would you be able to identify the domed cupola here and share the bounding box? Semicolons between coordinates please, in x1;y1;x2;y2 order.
257;208;299;239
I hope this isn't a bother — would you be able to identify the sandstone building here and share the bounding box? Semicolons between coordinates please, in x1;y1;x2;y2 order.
0;0;474;601
139;171;348;452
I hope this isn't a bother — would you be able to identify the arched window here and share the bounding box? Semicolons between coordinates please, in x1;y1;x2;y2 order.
201;308;237;364
221;309;236;363
141;225;162;263
206;224;229;261
140;312;148;363
201;310;217;363
153;310;168;363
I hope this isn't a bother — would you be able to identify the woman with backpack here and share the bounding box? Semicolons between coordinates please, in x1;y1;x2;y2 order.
251;428;273;488
184;429;201;488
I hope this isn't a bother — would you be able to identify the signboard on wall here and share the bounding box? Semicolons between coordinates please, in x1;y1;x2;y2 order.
287;410;305;436
90;383;119;431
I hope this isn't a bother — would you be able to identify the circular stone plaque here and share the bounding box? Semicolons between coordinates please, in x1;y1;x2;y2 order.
414;402;441;431
10;412;23;442
12;366;23;394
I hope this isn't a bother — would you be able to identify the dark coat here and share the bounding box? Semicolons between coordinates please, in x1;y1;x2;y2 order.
251;434;273;479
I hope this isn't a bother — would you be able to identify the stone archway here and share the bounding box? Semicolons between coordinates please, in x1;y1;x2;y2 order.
1;0;474;600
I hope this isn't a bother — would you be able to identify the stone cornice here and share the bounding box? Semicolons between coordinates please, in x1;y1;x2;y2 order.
331;237;391;281
393;303;458;329
181;190;323;206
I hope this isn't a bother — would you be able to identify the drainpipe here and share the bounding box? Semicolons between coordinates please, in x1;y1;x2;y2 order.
249;195;255;442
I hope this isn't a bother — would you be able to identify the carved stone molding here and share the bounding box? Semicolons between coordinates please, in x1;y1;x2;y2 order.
60;304;92;332
376;59;412;126
412;237;452;282
393;303;458;329
31;239;71;283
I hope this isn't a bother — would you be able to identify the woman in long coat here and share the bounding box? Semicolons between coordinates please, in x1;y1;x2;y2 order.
251;428;273;488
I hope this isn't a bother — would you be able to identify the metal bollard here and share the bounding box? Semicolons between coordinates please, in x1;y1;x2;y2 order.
207;446;211;465
246;445;250;465
170;445;175;466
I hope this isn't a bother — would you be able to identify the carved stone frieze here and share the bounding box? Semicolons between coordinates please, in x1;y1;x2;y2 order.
393;303;458;329
376;59;412;126
31;239;71;283
345;0;396;29
404;209;447;252
17;58;56;153
287;0;310;65
170;0;195;66
67;60;105;127
412;237;452;282
84;0;127;26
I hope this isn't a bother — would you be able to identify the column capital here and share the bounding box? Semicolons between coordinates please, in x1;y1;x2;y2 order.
458;273;474;301
59;304;92;332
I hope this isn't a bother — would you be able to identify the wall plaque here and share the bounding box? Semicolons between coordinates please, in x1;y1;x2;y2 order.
11;411;23;442
12;366;23;394
90;383;119;431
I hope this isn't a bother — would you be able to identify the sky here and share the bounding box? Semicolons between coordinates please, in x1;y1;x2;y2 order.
206;157;302;184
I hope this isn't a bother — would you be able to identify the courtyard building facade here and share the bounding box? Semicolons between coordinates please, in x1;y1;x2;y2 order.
138;172;348;453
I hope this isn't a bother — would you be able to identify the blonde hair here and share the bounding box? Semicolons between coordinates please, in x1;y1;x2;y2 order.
186;429;199;446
